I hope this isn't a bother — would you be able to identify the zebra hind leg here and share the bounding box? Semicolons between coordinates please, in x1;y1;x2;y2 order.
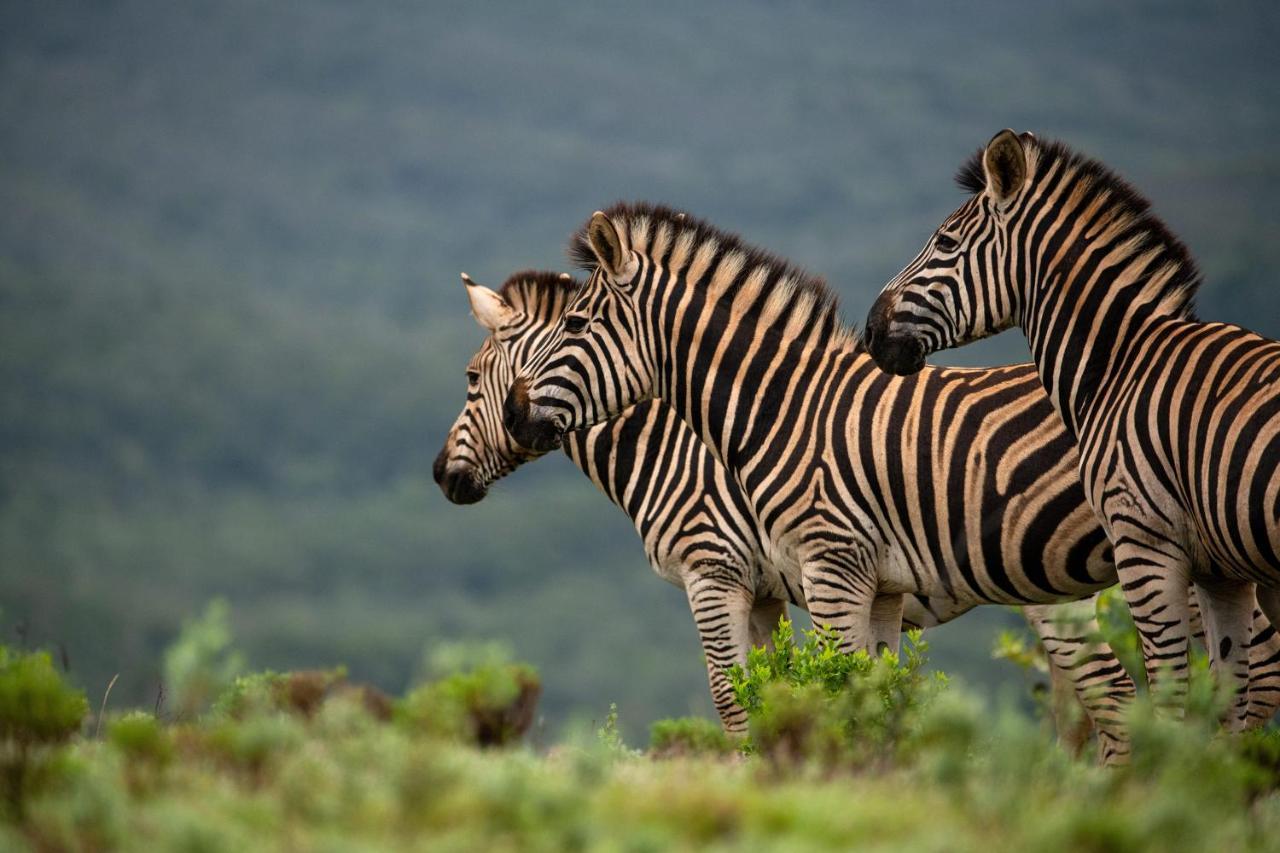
1195;578;1255;732
683;569;755;734
1245;602;1280;727
1022;599;1135;766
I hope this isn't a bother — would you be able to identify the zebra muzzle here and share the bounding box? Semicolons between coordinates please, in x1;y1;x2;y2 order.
503;381;563;453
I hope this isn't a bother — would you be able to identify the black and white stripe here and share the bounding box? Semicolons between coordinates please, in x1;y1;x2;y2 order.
439;270;1138;752
864;130;1280;730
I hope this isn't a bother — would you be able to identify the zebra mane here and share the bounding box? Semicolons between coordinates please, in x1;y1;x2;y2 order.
956;137;1202;317
568;202;860;349
497;269;582;318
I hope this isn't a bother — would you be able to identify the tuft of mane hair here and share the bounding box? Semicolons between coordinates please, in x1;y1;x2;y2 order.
954;136;1201;318
568;202;860;347
497;269;583;317
954;147;987;195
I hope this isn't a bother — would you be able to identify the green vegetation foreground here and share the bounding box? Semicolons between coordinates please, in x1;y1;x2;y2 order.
4;621;1280;851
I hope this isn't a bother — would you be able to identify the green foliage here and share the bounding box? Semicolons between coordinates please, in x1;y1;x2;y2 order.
107;712;173;795
5;661;1280;851
991;625;1049;674
106;713;172;769
0;646;89;817
0;648;89;748
162;599;246;719
726;618;947;770
397;644;540;748
648;716;733;758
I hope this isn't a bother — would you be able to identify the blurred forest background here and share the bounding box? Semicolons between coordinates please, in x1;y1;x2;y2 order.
2;1;1278;737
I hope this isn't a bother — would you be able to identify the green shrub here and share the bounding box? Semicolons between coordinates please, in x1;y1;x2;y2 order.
162;599;246;718
0;646;89;817
397;644;540;748
649;716;733;758
107;711;173;795
726;618;946;770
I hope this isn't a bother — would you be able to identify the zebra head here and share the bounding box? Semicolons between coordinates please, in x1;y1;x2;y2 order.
504;211;653;452
434;271;580;503
864;129;1034;375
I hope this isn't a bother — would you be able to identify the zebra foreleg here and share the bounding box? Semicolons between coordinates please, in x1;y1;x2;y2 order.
684;570;755;734
1196;577;1255;732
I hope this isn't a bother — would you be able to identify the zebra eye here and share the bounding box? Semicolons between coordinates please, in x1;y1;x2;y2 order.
935;233;960;253
563;314;589;334
466;370;480;385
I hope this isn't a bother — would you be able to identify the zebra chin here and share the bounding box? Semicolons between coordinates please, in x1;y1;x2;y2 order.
433;457;489;505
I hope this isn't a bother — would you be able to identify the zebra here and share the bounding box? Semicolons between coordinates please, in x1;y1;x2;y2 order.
436;268;1139;755
862;130;1280;730
498;207;1280;740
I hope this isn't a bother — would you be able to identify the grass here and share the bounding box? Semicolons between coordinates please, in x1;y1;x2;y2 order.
3;623;1280;851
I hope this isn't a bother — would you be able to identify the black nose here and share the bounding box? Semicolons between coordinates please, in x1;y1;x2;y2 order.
441;469;486;504
868;333;926;376
862;297;926;376
503;383;562;453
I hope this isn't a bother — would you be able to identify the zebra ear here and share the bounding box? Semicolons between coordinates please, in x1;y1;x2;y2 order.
462;273;513;332
983;129;1028;206
587;211;633;279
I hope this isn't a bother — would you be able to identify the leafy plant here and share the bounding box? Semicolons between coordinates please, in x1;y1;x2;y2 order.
649;716;733;758
726;618;946;770
397;643;540;748
0;646;89;816
162;599;246;719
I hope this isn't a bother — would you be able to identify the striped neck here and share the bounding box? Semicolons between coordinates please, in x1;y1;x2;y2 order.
568;203;859;476
640;259;854;477
1010;146;1200;437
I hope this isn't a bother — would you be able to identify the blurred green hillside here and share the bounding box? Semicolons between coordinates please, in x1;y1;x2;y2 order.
2;1;1278;736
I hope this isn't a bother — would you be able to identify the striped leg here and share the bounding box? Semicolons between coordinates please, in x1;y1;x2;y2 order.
1114;539;1193;717
1246;604;1280;727
748;598;787;651
1196;578;1254;732
684;567;755;733
871;594;905;656
800;558;878;654
1023;600;1135;765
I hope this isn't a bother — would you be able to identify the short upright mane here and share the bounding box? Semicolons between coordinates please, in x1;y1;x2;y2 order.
956;137;1201;318
498;269;581;318
569;202;860;349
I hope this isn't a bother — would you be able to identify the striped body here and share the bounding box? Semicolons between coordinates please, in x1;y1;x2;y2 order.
437;272;1137;751
497;215;1155;756
864;131;1280;728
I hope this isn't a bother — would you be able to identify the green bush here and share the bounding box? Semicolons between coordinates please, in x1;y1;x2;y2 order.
649;716;733;758
397;644;540;748
162;599;246;719
107;712;173;795
0;646;89;817
726;618;946;770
